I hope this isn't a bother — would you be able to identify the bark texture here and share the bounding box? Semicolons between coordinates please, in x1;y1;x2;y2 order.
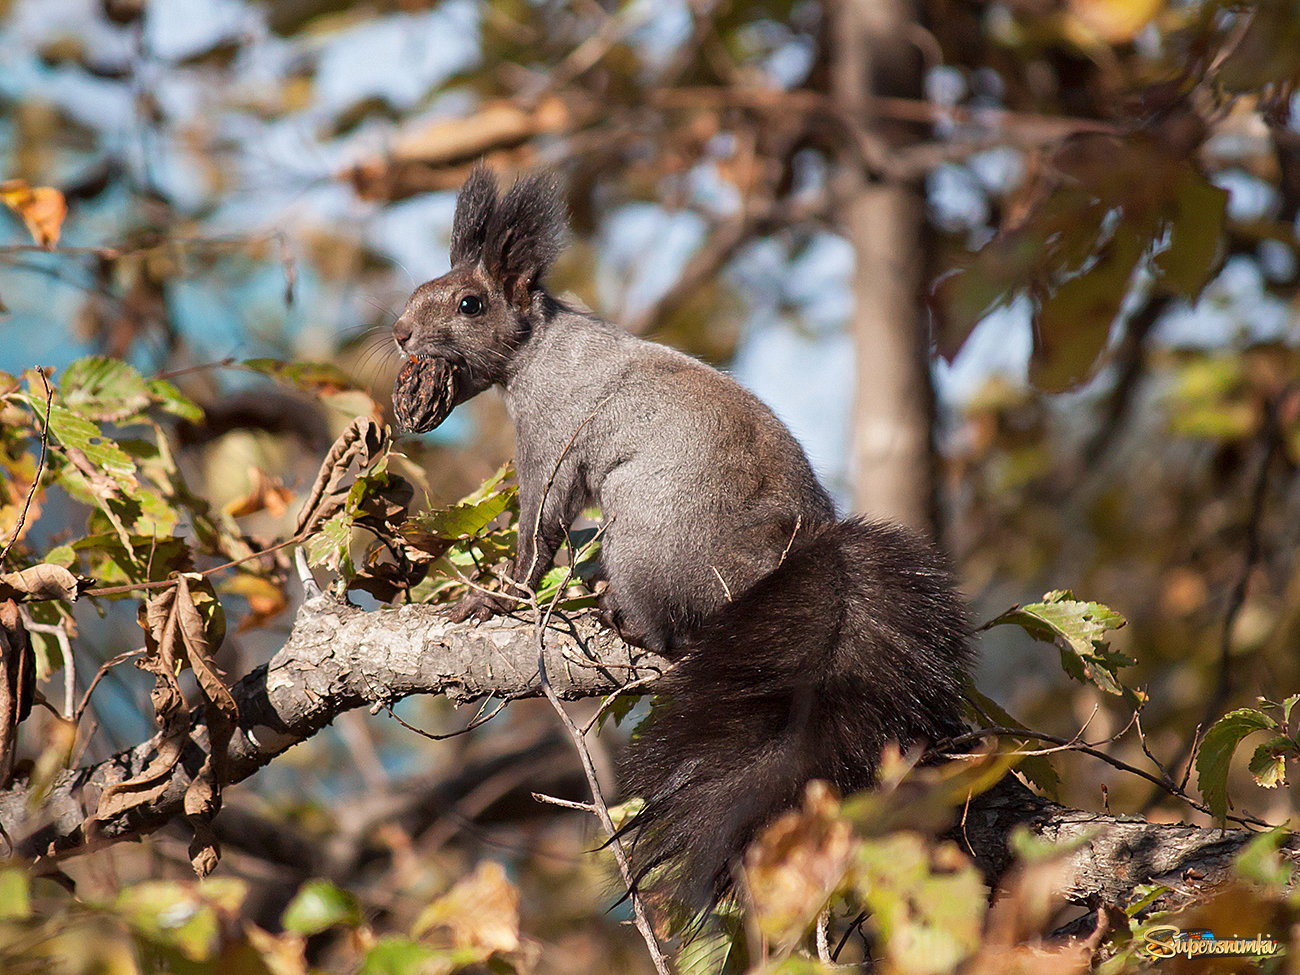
0;597;664;861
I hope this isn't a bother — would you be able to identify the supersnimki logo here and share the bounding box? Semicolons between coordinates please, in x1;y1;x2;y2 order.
1141;925;1284;960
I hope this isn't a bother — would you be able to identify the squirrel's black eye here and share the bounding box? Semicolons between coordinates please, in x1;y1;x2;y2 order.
458;295;483;316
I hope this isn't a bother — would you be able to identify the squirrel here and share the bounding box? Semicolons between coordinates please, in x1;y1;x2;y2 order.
391;165;974;912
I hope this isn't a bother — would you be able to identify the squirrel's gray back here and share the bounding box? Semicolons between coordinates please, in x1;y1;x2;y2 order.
505;295;834;643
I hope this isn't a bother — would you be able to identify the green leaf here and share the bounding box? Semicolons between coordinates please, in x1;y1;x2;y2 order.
358;937;439;975
1282;694;1300;728
35;402;138;485
281;879;362;935
25;599;66;678
71;532;192;589
459;461;514;503
115;880;234;961
147;378;204;421
1124;883;1171;918
241;358;356;392
406;485;517;542
676;926;735;975
597;691;641;730
0;867;31;920
1196;708;1280;821
1234;827;1296;889
1154;171;1227;300
60;356;151;422
1030;226;1146;393
306;511;352;568
853;834;986;974
988;591;1131;696
1247;736;1294;789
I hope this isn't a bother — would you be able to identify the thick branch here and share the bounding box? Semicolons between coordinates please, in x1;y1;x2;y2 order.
0;597;1287;915
0;596;666;861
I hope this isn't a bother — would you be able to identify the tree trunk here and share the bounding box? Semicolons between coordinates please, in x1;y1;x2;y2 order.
831;0;937;536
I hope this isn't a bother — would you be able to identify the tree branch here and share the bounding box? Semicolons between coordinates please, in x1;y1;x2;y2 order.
1;597;1290;918
0;597;666;861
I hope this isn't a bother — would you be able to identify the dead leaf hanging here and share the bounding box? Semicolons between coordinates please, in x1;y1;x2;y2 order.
295;416;386;535
94;585;190;822
0;599;35;787
0;179;67;249
0;563;85;603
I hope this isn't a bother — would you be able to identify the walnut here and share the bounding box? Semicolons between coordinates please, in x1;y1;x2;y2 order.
392;356;460;434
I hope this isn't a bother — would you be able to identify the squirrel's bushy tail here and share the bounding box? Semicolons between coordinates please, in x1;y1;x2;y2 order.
619;517;973;912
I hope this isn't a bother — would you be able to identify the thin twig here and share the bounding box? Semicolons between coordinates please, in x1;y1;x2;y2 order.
522;508;671;974
941;726;1272;829
84;533;308;597
581;665;674;735
832;911;869;962
521;391;619;590
372;692;513;742
1134;713;1175;790
153;357;237;381
776;514;802;571
531;791;596;813
293;547;322;601
73;648;143;727
0;232;279;262
537;650;672;975
710;565;733;602
20;613;75;719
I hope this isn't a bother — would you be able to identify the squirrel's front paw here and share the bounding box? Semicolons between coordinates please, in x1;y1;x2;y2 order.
447;589;511;623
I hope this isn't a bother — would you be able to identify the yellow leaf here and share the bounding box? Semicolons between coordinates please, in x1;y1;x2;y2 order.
1068;0;1163;44
222;572;289;632
0;179;67;249
224;467;295;519
412;861;521;955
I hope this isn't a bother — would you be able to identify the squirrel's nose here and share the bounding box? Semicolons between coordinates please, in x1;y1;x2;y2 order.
393;316;413;348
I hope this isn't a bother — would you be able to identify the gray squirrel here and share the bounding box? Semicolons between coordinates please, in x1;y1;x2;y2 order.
392;165;974;912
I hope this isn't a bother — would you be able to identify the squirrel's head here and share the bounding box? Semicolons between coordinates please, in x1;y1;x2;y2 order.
392;164;566;396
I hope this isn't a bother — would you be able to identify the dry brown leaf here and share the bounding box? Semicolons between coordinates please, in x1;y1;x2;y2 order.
295;416;385;535
186;776;223;877
0;179;67;249
94;586;190;822
62;444;135;501
172;573;236;876
245;926;311;975
0;563;83;602
412;861;522;955
745;781;855;949
174;574;238;722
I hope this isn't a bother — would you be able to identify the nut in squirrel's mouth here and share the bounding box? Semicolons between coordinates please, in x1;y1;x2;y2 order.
392;355;461;434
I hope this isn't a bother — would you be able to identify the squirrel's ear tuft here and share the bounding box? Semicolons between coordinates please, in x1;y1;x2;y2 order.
483;171;567;305
449;163;500;266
